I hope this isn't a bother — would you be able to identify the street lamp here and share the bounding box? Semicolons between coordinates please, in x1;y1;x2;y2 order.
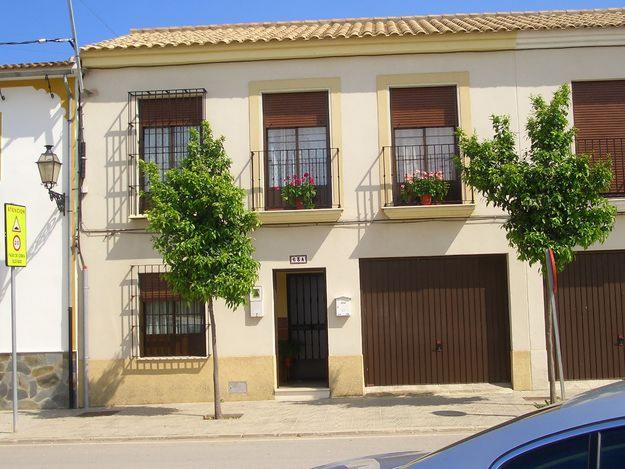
36;145;65;214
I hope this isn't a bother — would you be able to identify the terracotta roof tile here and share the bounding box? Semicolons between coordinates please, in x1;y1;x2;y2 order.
0;60;73;71
82;9;625;52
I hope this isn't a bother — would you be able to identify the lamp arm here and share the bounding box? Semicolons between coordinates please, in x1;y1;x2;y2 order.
48;189;66;215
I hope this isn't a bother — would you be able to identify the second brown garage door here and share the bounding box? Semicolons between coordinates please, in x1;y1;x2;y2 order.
360;255;511;386
554;250;625;380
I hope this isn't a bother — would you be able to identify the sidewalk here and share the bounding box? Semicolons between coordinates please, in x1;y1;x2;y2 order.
0;388;538;444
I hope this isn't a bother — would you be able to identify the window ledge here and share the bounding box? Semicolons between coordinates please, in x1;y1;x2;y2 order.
257;208;343;225
129;214;148;220
135;355;209;362
382;203;475;220
609;197;625;213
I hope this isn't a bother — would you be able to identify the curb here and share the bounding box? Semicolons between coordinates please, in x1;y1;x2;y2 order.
0;426;482;445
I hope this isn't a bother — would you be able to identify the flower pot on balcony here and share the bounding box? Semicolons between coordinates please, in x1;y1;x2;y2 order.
420;194;433;205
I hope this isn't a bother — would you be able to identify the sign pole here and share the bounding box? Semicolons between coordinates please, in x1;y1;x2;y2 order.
5;203;27;433
10;266;17;432
546;248;566;401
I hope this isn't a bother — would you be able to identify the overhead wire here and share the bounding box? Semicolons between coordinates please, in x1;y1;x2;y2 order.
0;38;72;46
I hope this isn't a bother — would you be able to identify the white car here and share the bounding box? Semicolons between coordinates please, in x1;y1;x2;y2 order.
317;381;625;468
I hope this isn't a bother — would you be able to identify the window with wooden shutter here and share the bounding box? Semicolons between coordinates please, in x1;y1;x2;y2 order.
262;91;332;209
389;86;461;204
127;89;206;213
138;269;207;358
573;80;625;195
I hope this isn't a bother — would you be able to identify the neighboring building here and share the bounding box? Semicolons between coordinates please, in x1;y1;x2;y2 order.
79;8;625;406
0;61;76;409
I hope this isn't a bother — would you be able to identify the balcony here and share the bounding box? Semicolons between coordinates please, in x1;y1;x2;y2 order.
381;143;474;220
576;137;625;197
250;148;342;225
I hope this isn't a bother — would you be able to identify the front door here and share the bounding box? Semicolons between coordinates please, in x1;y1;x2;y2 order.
286;272;329;384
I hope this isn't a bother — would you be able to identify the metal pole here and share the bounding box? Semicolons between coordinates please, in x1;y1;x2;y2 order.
10;266;17;432
66;0;84;94
546;249;566;401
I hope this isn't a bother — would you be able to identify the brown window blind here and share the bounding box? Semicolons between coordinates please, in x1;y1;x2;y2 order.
572;81;625;139
139;272;180;301
263;91;329;128
390;86;458;129
138;270;206;358
139;96;203;127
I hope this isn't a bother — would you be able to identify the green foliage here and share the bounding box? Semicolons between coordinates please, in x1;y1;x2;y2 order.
400;170;450;203
457;85;616;271
139;121;260;308
278;173;317;209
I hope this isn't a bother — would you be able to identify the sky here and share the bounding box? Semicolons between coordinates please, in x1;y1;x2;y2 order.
1;0;624;64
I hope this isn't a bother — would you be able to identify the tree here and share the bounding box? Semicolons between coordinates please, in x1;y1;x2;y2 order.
140;122;260;419
457;85;615;402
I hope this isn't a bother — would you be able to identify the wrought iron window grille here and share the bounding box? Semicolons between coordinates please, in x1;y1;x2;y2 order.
127;88;207;215
129;264;209;359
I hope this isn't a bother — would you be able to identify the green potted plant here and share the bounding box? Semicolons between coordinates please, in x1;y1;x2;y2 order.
278;173;317;209
278;339;301;370
400;170;449;205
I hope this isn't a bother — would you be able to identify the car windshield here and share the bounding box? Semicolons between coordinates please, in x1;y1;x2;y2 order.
401;403;562;467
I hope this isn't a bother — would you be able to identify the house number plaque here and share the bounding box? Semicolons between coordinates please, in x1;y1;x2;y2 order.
289;255;308;265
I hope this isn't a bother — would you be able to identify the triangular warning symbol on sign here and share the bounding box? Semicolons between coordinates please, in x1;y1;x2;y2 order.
12;217;20;232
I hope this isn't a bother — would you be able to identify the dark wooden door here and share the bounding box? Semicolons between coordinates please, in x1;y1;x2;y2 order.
360;255;511;386
553;250;625;380
287;273;329;383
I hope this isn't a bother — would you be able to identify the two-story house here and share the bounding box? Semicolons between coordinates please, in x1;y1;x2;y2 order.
79;9;625;406
0;61;77;409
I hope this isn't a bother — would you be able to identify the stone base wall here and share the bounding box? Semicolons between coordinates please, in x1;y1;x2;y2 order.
0;352;69;409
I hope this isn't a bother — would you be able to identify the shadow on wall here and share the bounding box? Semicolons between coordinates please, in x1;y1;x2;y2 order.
233;153;253;206
104;230;159;261
252;225;333;262
354;148;385;222
88;356;208;408
104;104;131;229
351;220;466;260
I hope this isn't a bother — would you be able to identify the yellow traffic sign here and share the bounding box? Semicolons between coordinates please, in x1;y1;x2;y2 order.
4;204;26;267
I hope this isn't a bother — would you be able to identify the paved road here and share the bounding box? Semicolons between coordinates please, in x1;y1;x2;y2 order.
0;433;467;468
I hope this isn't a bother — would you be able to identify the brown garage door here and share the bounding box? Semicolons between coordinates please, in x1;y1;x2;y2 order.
554;250;625;380
360;255;511;386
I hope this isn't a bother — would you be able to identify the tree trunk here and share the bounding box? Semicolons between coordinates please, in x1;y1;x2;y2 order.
543;259;557;404
208;298;222;419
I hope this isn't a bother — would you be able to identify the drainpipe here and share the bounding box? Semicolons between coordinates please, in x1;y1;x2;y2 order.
82;266;89;408
67;0;88;408
65;82;76;409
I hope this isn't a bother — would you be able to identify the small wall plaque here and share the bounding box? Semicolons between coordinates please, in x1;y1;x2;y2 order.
289;255;308;265
228;381;248;394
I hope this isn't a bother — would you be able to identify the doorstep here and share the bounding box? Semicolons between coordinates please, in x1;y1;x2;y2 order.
274;386;331;401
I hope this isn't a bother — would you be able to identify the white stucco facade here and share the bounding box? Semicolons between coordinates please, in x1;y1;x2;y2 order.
0;85;69;353
0;68;75;409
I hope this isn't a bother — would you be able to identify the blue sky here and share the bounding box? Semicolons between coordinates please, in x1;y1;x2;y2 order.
2;0;624;64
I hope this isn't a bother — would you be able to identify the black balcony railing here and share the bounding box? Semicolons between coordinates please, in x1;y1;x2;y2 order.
382;143;471;206
576;137;625;196
251;148;340;210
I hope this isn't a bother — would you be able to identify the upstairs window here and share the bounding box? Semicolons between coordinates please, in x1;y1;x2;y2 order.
390;86;461;204
262;91;332;209
572;80;625;196
128;89;206;214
